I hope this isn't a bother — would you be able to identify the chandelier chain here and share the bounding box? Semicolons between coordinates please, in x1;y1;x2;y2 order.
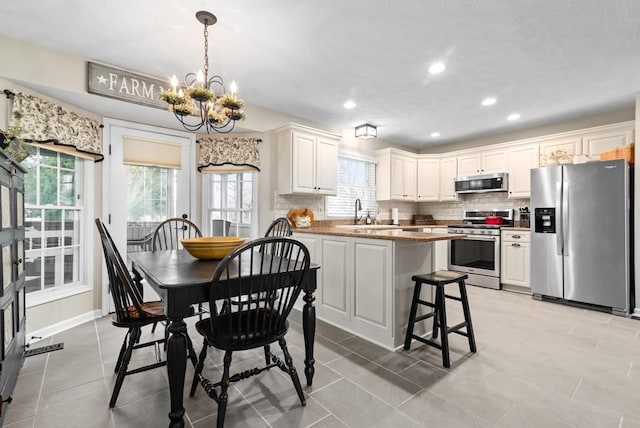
203;23;209;83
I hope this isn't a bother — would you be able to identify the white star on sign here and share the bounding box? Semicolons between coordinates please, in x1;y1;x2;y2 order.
97;74;108;85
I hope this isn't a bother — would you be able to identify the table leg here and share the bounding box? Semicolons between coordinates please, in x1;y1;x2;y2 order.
302;290;316;386
167;319;187;428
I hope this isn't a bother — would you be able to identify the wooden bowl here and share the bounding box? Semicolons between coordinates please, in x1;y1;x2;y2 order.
181;236;245;260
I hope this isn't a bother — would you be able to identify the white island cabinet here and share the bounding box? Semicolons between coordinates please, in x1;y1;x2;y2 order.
293;232;442;350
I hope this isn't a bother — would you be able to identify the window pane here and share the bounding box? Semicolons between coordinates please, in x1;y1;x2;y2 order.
60;153;75;170
127;165;169;221
212;181;222;209
44;209;62;248
25;208;41;250
40;167;58;205
226;181;237;208
64;247;79;284
44;254;57;288
23;161;37;205
326;157;376;217
60;173;75;206
242;181;252;210
25;255;41;293
40;149;57;167
63;210;80;246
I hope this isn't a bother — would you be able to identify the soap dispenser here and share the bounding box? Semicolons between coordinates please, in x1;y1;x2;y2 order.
365;211;372;224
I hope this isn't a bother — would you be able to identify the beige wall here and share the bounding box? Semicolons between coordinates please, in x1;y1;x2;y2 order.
423;106;635;154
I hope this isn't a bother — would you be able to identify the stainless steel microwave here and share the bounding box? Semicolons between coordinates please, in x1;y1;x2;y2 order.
454;172;508;194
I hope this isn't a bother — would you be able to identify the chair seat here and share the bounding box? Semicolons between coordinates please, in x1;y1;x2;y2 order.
411;270;468;286
195;308;289;350
112;301;166;328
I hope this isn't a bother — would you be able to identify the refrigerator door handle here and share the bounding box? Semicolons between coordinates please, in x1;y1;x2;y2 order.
562;181;569;256
556;181;563;256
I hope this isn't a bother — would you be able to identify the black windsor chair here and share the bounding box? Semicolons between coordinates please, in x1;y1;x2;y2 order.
95;218;196;408
189;236;310;428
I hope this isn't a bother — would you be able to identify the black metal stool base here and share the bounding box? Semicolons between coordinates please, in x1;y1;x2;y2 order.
403;271;477;368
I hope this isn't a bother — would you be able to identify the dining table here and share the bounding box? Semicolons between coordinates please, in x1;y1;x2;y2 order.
128;249;319;428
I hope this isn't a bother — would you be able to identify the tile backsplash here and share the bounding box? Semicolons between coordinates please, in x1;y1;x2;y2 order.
274;191;529;222
419;192;529;221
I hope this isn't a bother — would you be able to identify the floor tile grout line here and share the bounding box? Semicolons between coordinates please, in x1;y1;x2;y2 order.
30;349;50;428
395;386;425;409
569;379;582;399
233;383;273;428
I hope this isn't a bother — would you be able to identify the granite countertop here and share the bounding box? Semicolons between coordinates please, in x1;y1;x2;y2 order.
501;227;531;231
293;226;466;242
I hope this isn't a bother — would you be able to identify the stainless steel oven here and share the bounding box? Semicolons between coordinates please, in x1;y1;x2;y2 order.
448;228;501;289
446;209;513;290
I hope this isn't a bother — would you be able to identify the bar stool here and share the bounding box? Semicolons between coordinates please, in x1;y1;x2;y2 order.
403;270;476;368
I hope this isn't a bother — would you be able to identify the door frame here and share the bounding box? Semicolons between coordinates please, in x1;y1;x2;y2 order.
101;118;196;315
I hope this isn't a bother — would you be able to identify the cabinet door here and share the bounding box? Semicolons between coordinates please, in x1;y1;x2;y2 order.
583;127;634;160
500;240;530;287
403;156;417;199
457;153;482;176
353;241;391;333
439;156;458;201
389;154;405;200
291;132;316;193
539;137;582;166
319;238;350;325
315;137;338;195
481;150;508;174
416;158;439;201
508;144;539;199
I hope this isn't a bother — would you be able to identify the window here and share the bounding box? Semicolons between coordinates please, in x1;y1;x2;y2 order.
204;172;257;238
326;155;376;218
22;148;84;294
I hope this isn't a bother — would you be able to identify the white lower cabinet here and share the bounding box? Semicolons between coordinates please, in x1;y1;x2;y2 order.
500;231;531;290
293;233;434;350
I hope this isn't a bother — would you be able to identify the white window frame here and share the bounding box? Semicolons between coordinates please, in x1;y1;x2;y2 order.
202;171;260;238
325;152;377;218
25;154;94;308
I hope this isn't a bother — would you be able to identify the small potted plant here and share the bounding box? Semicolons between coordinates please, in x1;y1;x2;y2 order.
172;103;197;117
186;86;214;102
0;125;29;163
159;90;186;105
207;109;229;125
217;93;244;110
222;107;245;121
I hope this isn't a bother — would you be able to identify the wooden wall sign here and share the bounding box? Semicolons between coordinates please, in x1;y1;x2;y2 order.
87;62;171;110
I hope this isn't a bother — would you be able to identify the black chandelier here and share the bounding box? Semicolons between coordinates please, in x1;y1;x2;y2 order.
160;11;245;134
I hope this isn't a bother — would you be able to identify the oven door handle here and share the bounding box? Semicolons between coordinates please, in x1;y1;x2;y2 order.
453;235;498;242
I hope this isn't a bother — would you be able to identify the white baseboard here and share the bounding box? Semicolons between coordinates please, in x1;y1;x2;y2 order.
633;307;640;319
26;310;102;346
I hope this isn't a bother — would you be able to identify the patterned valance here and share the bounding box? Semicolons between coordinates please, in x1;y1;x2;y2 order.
10;92;103;162
197;136;260;172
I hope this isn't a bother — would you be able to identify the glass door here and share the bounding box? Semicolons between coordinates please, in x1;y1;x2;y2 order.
103;120;195;313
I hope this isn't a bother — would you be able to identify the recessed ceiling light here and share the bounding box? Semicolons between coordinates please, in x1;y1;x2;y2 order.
428;63;445;74
507;113;521;121
344;100;356;109
430;132;440;138
481;97;497;106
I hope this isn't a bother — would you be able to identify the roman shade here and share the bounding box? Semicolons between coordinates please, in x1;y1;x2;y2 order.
197;136;260;172
9;92;103;161
122;136;182;169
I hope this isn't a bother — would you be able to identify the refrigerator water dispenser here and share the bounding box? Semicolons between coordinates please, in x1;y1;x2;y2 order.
534;208;556;233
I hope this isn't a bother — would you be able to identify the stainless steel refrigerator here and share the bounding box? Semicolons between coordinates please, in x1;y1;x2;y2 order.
530;159;631;315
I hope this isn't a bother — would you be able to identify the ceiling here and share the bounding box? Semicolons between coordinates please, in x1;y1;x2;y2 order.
1;0;640;148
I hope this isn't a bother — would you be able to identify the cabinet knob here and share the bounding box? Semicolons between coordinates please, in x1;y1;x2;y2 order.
511;243;521;247
14;258;22;265
512;235;521;239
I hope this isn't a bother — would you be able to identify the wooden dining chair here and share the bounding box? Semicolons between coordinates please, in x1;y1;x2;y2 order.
264;217;293;237
189;236;311;428
152;217;202;251
95;218;196;408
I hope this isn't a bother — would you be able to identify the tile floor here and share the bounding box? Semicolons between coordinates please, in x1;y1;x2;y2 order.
3;286;640;427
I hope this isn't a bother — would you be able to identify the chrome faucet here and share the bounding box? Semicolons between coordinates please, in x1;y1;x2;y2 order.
354;198;362;224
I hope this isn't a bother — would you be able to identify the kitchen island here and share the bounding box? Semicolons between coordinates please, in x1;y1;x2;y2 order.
293;226;464;350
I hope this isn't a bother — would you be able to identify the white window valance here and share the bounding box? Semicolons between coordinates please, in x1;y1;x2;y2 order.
197;136;260;173
10;92;103;162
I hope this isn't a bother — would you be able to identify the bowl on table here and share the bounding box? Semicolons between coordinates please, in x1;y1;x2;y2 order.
181;236;245;260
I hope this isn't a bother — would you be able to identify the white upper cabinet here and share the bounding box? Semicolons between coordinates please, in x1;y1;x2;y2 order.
376;149;417;201
439;156;458;201
507;144;539;199
539;136;582;166
457;149;507;176
416;157;440;201
582;122;634;160
276;124;339;195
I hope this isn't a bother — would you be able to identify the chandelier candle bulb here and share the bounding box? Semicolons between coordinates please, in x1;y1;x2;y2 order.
170;75;178;93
